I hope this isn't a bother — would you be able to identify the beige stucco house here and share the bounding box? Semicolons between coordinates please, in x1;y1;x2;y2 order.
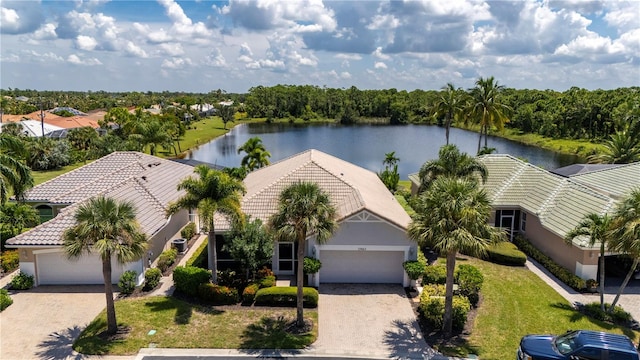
410;155;640;280
6;152;195;286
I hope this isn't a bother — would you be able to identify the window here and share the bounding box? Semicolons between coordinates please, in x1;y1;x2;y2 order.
521;212;527;232
35;205;54;223
188;208;197;223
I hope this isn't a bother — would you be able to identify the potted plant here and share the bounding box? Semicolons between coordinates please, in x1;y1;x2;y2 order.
403;260;426;293
303;257;322;286
586;279;598;293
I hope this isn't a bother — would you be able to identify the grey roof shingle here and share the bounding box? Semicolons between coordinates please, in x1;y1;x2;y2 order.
7;152;195;247
568;162;640;199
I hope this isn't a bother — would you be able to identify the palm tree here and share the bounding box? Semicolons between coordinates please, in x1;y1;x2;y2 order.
408;177;503;337
168;165;245;284
63;196;147;335
238;137;271;171
135;119;172;156
269;182;337;328
607;188;640;312
0;134;33;204
588;131;640;164
432;83;466;145
564;213;613;311
383;151;400;168
467;76;511;154
417;144;487;193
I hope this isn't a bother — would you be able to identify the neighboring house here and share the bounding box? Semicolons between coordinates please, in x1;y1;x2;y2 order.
217;149;417;287
5;152;195;286
409;155;640;280
0;119;64;137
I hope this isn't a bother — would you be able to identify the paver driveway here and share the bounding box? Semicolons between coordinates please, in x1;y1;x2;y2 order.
312;284;440;359
0;285;106;360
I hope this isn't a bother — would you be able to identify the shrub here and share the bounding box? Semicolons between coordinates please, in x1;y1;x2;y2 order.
1;250;19;273
186;240;207;268
513;236;586;291
198;283;239;305
581;302;632;325
419;295;470;332
258;275;276;288
484;242;527;266
0;289;12;311
144;268;162;291
303;257;322;274
403;260;427;281
420;284;445;302
423;264;447;285
181;222;197;240
118;270;137;295
257;266;274;279
254;286;319;308
455;264;483;307
173;266;211;296
217;269;245;290
11;272;34;290
157;248;178;273
242;283;260;305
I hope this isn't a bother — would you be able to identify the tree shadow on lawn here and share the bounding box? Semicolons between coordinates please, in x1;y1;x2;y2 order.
143;296;223;325
36;325;86;360
239;315;310;356
550;302;637;340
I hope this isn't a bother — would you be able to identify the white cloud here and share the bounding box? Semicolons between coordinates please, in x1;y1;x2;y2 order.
204;48;227;67
374;61;387;69
158;43;184;56
335;53;362;61
158;0;212;40
372;47;390;60
75;35;98;51
67;54;103;65
124;41;148;58
1;3;44;34
32;23;58;40
162;57;193;69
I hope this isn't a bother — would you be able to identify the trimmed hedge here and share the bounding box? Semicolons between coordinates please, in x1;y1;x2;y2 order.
455;264;483;307
1;250;19;273
0;289;12;311
173;266;211;296
144;268;162;291
258;275;276;288
423;264;447;285
186;239;208;268
513;236;586;291
242;283;260;304
484;242;527;266
118;270;137;295
254;286;319;308
198;283;239;305
181;222;197;240
158;248;178;273
419;295;471;332
420;284;445;301
11;272;34;290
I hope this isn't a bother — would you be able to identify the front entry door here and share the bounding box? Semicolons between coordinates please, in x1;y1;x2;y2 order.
500;215;514;241
278;242;295;275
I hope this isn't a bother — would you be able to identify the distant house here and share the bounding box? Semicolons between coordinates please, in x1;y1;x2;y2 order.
6;152;195;286
410;155;640;280
0;119;64;137
190;103;216;117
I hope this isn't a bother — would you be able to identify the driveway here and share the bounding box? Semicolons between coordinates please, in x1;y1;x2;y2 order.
0;285;107;360
312;284;441;359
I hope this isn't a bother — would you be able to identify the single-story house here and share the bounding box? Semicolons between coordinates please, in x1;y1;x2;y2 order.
6;152;195;286
216;149;417;287
409;155;640;280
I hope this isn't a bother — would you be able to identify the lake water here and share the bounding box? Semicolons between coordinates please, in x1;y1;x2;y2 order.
188;123;579;179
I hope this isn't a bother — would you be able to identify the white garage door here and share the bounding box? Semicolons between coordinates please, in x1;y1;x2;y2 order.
319;250;405;284
37;252;126;285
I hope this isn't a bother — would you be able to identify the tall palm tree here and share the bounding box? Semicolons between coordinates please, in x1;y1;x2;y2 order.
238;137;271;171
588;130;640;164
607;188;640;312
408;177;504;337
168;165;245;284
63;196;147;335
467;76;511;154
269;182;337;328
383;151;400;168
417;144;488;193
135;119;172;156
564;213;613;311
432;83;466;145
0;134;33;204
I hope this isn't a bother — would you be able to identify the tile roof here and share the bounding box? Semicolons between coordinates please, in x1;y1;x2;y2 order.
568;162;640;199
233;149;410;230
550;163;624;177
7;152;194;247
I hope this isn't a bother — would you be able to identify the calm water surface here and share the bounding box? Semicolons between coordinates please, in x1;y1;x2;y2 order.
188;123;579;179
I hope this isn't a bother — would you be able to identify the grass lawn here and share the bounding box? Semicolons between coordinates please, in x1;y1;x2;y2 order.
452;257;640;360
74;296;318;355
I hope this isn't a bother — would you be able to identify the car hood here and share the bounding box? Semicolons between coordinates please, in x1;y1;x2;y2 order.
520;335;563;359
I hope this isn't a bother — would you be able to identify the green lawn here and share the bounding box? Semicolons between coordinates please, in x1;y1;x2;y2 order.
74;296;318;355
459;257;639;360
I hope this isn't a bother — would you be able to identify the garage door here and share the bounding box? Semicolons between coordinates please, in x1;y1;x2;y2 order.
37;252;126;285
319;250;405;284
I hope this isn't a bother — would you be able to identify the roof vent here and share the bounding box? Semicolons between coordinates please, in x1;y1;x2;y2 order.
141;176;147;181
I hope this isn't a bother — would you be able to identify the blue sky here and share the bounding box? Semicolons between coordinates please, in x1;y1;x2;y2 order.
1;0;638;93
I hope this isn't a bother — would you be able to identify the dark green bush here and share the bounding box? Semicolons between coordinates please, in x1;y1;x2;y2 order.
0;289;12;311
257;266;274;278
403;260;427;281
158;248;178;273
242;283;260;305
186;240;207;268
1;250;19;273
419;295;470;332
173;266;211;296
10;272;34;290
581;302;632;325
423;264;446;285
181;222;197;240
118;270;137;295
303;257;322;274
217;269;245;290
258;275;276;288
198;283;239;305
254;286;319;308
455;264;483;307
513;236;586;291
144;268;162;291
484;242;527;266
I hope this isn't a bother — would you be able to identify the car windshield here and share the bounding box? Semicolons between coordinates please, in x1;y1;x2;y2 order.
554;331;579;355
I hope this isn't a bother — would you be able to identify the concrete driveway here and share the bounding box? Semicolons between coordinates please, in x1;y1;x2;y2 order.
312;284;441;359
0;285;107;360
